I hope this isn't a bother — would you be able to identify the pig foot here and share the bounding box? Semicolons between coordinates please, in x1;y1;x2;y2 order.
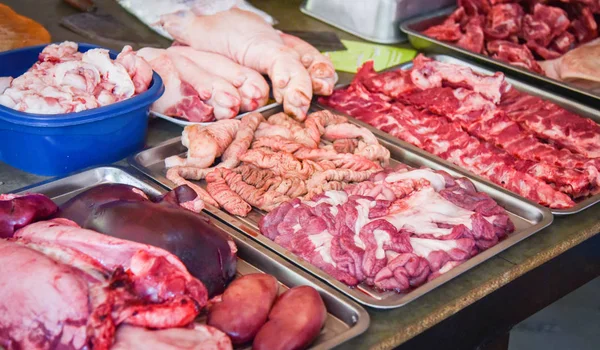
279;32;338;96
233;75;270;111
269;56;312;121
208;90;241;120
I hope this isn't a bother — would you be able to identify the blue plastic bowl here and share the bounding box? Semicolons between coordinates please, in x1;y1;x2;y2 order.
0;43;164;176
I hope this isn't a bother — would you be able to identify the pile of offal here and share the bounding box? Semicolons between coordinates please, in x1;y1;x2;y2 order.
0;184;326;350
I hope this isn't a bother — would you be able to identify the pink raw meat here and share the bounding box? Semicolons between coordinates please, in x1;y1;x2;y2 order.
167;46;269;112
12;219;207;349
159;8;312;121
0;240;91;350
137;48;213;122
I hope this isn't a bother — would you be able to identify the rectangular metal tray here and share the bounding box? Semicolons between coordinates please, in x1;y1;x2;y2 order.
317;54;600;215
13;166;369;349
400;7;600;108
300;0;454;44
129;107;553;309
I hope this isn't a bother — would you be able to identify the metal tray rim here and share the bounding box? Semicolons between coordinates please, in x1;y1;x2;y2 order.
128;106;554;309
299;1;405;44
399;7;600;105
322;54;600;215
13;165;370;349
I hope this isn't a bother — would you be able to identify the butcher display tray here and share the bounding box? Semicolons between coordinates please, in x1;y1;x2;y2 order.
13;166;370;349
318;54;600;215
300;0;454;44
129;107;553;309
400;7;600;108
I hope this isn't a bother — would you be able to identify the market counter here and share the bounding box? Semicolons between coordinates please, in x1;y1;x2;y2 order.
1;0;599;349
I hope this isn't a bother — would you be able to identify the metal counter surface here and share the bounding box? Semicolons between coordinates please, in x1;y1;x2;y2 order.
0;0;598;349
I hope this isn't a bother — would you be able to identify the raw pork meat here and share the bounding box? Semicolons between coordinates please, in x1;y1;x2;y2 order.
164;108;391;217
166;50;241;120
0;42;152;114
138;47;243;121
166;120;240;168
167;46;269;112
260;166;514;292
320;55;600;208
159;8;314;120
422;0;600;78
113;324;232;350
137;47;214;122
2;219;208;349
58;184;237;297
0;240;91;350
0;193;58;238
279;31;338;96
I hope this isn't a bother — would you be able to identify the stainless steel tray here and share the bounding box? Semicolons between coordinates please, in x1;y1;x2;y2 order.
13;166;369;349
400;7;600;108
129;107;553;309
300;0;454;44
318;54;600;215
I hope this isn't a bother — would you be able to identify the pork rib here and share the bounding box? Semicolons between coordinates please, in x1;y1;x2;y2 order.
320;69;576;208
499;88;600;159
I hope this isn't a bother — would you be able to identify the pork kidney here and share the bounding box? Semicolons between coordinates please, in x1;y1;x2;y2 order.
253;286;327;350
58;184;237;297
207;274;279;344
0;193;58;238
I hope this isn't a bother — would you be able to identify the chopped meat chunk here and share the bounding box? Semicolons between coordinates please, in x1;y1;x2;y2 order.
484;3;524;40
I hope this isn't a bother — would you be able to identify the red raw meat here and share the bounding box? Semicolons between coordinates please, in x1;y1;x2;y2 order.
320;58;590;208
535;4;571;37
522;14;552;46
484;3;525;40
527;41;563;60
550;31;576;53
0;240;92;350
373;252;430;291
422;1;600;76
354;61;417;98
447;6;469;26
524;4;570;46
422;7;468;43
423;22;462;42
403;87;598;197
500;88;600;158
0;193;57;238
457;16;486;53
570;6;598;43
487;40;544;73
459;0;491;15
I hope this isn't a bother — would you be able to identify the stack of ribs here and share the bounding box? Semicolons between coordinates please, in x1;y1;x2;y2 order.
320;55;600;209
